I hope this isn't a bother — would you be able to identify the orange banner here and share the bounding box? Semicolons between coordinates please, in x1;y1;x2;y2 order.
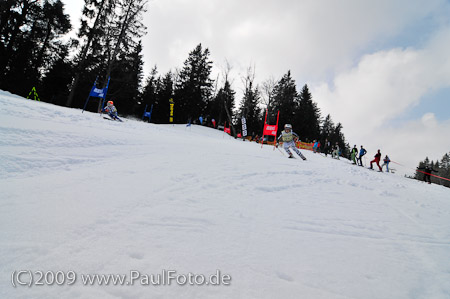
296;141;314;151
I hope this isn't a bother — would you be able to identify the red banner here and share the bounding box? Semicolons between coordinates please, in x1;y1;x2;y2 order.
263;124;278;136
261;110;279;148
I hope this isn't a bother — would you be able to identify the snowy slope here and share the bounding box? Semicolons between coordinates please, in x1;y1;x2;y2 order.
1;90;450;299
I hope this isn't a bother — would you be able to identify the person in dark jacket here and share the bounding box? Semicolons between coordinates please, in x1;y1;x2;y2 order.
417;165;437;184
370;149;382;171
322;139;330;157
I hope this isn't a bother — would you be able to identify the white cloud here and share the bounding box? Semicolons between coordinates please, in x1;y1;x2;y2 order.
421;113;438;128
141;0;447;81
311;25;450;173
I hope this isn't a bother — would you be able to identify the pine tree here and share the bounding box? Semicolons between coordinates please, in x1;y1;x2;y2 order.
415;157;430;181
270;70;299;136
332;123;349;157
108;40;144;116
140;66;159;121
440;153;450;187
35;0;71;71
156;72;174;123
213;80;236;135
174;44;214;123
239;68;261;137
295;84;321;142
101;0;147;90
414;153;450;187
0;0;40;83
66;0;147;110
0;0;71;95
320;114;335;142
207;88;225;126
415;161;425;181
441;153;450;169
40;44;73;105
139;69;175;123
66;0;112;107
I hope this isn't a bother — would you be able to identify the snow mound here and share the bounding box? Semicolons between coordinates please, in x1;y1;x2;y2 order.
1;90;450;299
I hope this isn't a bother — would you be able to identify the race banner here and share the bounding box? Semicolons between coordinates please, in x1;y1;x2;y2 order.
261;109;279;148
89;86;107;98
241;117;247;137
82;76;110;113
263;124;277;136
296;141;314;151
169;98;174;123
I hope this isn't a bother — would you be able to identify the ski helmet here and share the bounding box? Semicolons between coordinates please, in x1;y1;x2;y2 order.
284;124;292;130
107;101;113;106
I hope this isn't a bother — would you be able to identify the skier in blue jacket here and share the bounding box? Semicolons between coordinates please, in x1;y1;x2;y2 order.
276;124;306;160
357;145;367;166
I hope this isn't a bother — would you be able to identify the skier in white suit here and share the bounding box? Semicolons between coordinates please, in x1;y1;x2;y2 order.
276;124;306;160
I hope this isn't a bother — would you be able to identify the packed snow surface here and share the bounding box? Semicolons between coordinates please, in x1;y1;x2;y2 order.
1;90;450;299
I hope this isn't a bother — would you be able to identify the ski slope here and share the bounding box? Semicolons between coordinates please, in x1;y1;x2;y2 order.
1;90;450;299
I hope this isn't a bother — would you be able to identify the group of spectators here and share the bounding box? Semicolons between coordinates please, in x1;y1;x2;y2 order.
313;139;391;172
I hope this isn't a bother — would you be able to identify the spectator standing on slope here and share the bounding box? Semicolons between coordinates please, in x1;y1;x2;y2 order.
323;139;330;157
370;149;382;171
332;142;340;159
358;145;367;166
381;155;391;172
351;145;358;164
313;140;318;153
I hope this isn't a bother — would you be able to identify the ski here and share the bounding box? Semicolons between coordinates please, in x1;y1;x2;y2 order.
103;116;123;122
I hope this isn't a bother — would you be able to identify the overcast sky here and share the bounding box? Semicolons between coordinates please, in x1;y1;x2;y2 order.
63;0;450;176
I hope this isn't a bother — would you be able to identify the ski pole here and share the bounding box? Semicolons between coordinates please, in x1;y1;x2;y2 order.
276;146;285;156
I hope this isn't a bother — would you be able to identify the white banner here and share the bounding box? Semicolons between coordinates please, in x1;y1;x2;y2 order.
241;117;247;137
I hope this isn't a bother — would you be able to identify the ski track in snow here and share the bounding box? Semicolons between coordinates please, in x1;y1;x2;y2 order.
1;90;450;299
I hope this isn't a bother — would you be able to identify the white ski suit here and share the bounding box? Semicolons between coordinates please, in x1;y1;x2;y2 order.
277;130;306;160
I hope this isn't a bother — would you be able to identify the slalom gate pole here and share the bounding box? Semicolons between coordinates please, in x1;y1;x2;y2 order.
99;76;111;113
273;110;279;151
261;109;268;149
82;95;91;113
277;146;285;156
142;104;148;120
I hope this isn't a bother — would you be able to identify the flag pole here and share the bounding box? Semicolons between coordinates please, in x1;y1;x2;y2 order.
261;109;268;148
